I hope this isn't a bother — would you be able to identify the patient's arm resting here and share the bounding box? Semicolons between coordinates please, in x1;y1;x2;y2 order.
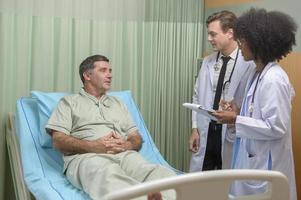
52;130;142;155
52;131;107;155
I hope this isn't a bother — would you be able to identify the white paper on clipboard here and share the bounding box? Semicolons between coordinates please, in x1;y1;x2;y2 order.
183;103;218;121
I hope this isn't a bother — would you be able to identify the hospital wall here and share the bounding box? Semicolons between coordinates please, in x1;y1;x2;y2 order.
204;0;301;198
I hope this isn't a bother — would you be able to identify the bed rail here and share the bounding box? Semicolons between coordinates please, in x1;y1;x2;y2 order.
6;113;32;200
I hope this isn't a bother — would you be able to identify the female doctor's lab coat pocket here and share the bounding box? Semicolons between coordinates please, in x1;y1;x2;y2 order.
243;155;268;187
244;152;271;187
241;178;268;194
245;153;269;170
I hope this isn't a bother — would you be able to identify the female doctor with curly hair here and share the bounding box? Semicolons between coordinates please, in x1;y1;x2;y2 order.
212;8;297;200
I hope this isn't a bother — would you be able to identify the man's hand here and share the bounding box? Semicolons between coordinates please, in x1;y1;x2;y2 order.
189;128;200;153
99;131;142;154
102;132;127;154
89;132;118;154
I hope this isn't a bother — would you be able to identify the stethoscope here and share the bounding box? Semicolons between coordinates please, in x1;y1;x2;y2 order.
248;69;263;116
213;49;239;99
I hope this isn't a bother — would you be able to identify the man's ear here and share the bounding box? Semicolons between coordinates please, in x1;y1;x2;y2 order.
83;71;91;81
227;28;234;39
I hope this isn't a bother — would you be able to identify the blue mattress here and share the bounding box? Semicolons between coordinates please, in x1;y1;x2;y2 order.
15;90;177;200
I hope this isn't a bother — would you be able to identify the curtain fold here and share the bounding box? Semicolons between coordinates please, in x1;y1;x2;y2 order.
0;0;204;198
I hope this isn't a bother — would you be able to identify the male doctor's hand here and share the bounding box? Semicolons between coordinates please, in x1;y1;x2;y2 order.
189;128;200;153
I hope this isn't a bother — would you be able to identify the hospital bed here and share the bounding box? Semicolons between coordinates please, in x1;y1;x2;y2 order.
6;90;179;200
6;90;289;200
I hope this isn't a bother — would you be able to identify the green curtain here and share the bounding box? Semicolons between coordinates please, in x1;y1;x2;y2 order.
0;0;204;198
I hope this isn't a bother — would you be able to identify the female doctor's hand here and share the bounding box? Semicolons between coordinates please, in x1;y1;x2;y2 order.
219;100;239;113
211;110;237;124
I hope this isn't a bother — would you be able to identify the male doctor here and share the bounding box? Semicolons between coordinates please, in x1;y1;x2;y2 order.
189;10;254;171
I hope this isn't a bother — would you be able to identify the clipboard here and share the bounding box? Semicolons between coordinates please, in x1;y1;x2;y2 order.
183;103;218;121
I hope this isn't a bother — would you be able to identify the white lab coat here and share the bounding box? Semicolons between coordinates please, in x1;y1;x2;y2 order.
231;62;297;200
189;50;255;172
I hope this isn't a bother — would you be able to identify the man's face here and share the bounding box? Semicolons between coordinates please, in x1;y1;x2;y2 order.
85;61;112;93
207;20;233;52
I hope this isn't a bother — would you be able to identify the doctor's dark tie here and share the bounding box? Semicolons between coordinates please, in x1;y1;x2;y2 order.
213;56;231;110
202;56;231;171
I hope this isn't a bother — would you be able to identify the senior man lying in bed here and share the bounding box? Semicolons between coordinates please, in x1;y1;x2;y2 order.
46;55;176;200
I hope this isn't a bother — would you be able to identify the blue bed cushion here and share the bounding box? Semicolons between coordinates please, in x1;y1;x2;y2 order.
31;91;68;148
